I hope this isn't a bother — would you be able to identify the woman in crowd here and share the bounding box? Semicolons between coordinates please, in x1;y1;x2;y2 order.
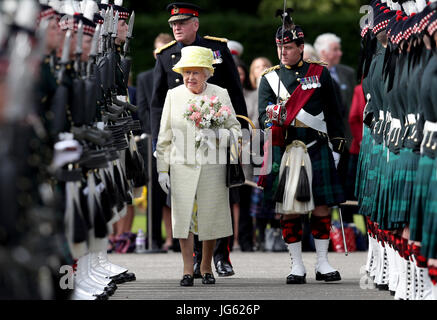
156;46;242;286
249;57;273;90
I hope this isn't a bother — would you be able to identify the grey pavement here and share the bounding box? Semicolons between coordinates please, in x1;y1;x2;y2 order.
107;250;392;300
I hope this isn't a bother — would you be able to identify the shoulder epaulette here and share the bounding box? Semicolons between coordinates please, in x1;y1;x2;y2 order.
204;35;228;43
155;40;177;54
261;65;280;77
304;59;328;66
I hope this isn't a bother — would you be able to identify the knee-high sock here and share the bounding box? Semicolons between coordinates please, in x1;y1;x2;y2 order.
310;215;331;240
280;217;303;244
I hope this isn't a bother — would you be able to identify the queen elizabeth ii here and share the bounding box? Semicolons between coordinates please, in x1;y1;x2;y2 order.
156;46;242;286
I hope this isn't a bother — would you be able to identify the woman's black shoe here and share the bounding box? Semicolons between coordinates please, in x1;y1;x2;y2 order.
180;274;194;287
201;273;216;284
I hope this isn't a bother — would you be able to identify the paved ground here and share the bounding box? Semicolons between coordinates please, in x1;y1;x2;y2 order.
107;250;392;300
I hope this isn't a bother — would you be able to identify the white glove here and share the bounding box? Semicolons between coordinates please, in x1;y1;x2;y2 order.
51;139;83;170
266;103;286;126
158;172;170;194
332;152;341;169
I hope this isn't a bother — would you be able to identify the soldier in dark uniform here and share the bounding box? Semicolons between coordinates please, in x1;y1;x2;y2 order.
37;4;61;129
257;12;346;284
150;2;248;277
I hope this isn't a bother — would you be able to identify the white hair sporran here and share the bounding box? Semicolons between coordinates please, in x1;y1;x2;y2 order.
275;140;314;214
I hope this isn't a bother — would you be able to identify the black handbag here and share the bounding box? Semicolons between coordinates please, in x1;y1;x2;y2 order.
226;139;245;188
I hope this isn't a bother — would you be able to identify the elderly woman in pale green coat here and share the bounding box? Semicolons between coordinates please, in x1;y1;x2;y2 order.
156;46;242;286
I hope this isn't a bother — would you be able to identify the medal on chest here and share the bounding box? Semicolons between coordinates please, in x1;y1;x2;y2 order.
298;75;321;90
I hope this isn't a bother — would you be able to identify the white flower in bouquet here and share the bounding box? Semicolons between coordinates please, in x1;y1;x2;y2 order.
184;95;232;148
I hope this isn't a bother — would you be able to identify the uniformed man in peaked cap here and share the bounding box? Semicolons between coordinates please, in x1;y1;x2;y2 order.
150;2;249;278
258;9;346;284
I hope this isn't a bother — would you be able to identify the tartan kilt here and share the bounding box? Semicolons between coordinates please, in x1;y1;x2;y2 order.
250;177;276;219
356;127;372;205
410;155;435;242
375;149;391;230
263;138;345;210
374;147;394;230
367;143;384;222
386;151;402;230
262;145;283;203
421;158;437;259
357;139;375;216
397;148;420;226
308;140;345;207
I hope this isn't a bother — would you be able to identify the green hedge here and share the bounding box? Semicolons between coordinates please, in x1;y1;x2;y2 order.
130;12;362;84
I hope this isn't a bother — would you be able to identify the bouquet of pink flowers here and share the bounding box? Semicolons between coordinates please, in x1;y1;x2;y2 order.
184;95;232;129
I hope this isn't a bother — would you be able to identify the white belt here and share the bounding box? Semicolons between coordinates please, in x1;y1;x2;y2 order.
379;111;385;121
407;114;416;124
385;111;392;122
264;71;290;101
391;118;401;128
295;110;328;134
307;140;317;149
424;120;437;133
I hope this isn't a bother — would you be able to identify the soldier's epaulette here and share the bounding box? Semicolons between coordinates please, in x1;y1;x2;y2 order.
204;35;228;43
155;40;177;54
261;65;280;77
304;59;328;66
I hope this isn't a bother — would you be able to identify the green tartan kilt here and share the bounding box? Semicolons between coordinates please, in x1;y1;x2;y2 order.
360;140;381;218
396;148;420;226
368;143;384;223
310;140;346;207
421;158;437;259
262;145;283;204
374;147;395;230
356;127;372;205
386;151;403;230
410;155;435;242
263;137;345;209
377;149;393;230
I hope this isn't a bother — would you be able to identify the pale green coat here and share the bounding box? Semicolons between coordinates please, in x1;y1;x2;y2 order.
156;83;242;241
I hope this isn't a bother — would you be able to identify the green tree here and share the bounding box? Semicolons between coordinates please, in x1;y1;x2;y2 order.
257;0;368;17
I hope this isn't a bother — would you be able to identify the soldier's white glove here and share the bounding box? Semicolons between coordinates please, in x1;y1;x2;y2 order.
51;139;83;170
158;172;170;194
332;152;341;169
266;103;286;126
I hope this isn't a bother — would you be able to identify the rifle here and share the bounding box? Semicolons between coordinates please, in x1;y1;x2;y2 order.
120;11;135;89
73;20;84;75
84;24;101;125
50;29;72;135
